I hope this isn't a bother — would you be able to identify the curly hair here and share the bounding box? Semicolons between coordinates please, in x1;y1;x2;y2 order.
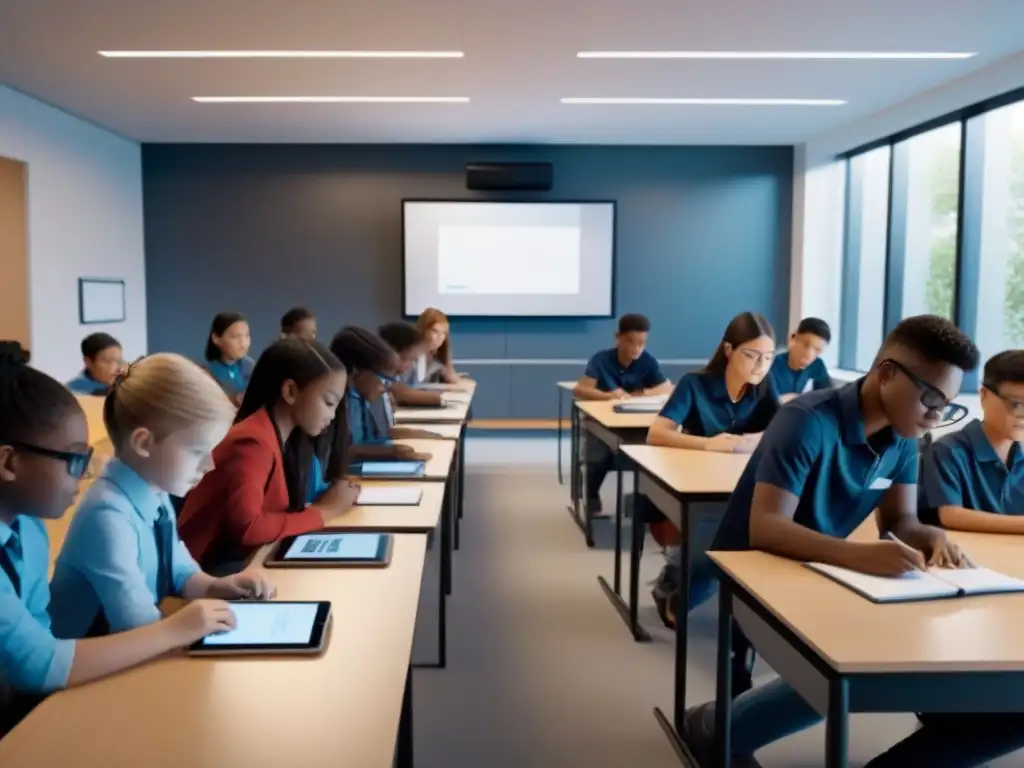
880;314;979;372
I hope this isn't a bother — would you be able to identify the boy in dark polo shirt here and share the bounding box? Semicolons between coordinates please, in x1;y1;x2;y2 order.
573;314;672;514
684;316;1024;767
769;317;833;402
921;349;1024;532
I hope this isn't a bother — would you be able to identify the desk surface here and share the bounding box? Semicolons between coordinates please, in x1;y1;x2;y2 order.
622;444;750;495
401;422;462;440
557;380;577;391
575;399;658;430
395;402;469;423
711;530;1024;674
390;438;456;479
0;534;428;768
326;481;446;531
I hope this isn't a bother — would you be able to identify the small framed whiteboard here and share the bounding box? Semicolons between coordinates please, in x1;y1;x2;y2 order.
78;278;126;324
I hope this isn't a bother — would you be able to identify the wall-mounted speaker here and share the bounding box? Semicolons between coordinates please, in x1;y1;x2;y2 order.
465;162;553;191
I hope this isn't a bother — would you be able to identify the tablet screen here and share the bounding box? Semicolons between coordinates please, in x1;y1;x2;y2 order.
199;602;320;647
284;532;385;561
360;460;424;476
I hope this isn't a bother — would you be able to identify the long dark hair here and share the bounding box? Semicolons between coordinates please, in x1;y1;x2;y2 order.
204;311;247;362
704;312;776;375
238;337;343;510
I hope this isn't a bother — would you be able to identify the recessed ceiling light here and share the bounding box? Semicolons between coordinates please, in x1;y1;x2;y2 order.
99;50;464;59
192;96;470;103
576;51;975;60
560;97;846;106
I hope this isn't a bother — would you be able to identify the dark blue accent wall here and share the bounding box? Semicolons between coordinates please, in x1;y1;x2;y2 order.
142;144;793;418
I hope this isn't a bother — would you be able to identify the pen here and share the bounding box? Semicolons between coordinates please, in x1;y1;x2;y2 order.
883;531;924;570
885;531;975;568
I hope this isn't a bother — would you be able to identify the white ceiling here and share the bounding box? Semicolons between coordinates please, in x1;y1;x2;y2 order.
1;0;1023;144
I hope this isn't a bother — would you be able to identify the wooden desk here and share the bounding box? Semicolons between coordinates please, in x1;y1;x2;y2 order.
395;402;468;424
402;422;462;440
709;531;1024;768
617;445;749;761
393;439;456;481
0;535;429;768
556;380;577;486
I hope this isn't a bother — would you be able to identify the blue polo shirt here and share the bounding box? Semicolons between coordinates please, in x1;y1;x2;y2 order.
658;370;779;437
207;357;254;398
0;515;75;693
66;370;111;396
583;349;667;394
769;355;832;396
920;419;1024;519
347;387;389;446
713;380;919;550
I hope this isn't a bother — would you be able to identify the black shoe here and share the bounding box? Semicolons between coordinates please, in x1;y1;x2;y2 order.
681;703;760;768
652;588;676;630
587;498;610;519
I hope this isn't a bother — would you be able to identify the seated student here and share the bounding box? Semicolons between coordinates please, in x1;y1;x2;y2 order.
573;313;673;516
66;333;123;396
178;337;360;573
680;316;1024;768
644;312;779;628
414;307;462;386
50;354;275;639
329;327;431;463
0;346;235;736
379;321;445;409
921;349;1024;532
204;311;254;406
280;307;317;341
769;317;833;403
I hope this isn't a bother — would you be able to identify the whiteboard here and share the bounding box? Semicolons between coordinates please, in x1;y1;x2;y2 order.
79;278;126;324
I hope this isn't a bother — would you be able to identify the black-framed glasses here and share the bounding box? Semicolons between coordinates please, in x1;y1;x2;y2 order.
983;382;1024;418
11;442;94;479
882;359;968;427
376;372;400;388
737;348;775;366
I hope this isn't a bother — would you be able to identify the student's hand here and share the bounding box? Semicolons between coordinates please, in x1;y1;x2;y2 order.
851;540;927;577
321;478;361;513
916;526;969;568
731;435;760;455
168;599;237;645
211;568;277;600
608;388;629;400
395;444;418;460
704;434;741;453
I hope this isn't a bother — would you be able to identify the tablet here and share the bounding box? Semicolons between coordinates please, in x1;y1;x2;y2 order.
188;601;331;656
355;460;426;477
266;532;393;568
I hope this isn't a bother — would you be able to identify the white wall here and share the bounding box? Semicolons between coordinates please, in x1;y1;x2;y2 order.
790;50;1024;367
0;86;146;380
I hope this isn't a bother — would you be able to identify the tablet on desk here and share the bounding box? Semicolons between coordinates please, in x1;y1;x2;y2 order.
354;460;426;477
188;601;331;656
266;532;393;568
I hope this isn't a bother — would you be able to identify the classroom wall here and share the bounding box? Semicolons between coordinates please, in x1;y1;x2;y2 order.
0;157;30;348
143;144;793;418
0;86;147;379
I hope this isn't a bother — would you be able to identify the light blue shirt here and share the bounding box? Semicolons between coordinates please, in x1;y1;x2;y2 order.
347;386;390;446
65;370;111;396
0;516;75;693
306;455;331;504
50;460;201;637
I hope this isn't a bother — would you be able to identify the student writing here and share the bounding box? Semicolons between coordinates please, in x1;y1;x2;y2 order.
0;345;234;735
921;349;1024;533
681;316;1024;767
66;333;124;396
178;337;359;573
204;311;254;406
644;312;779;629
414;307;462;386
574;313;672;516
280;306;317;341
769;316;832;403
50;354;275;639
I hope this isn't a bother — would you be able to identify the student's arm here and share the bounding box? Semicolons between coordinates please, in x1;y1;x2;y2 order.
938;506;1024;534
642;380;674;396
219;437;325;548
747;408;925;574
647;381;732;451
391;383;443;407
573;375;618;401
439;365;461;385
920;443;1024;533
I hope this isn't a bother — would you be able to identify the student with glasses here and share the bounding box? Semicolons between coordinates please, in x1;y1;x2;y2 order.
644;312;781;631
680;316;1024;768
0;342;236;736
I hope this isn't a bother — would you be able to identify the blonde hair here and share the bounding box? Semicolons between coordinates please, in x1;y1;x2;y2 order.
104;352;236;448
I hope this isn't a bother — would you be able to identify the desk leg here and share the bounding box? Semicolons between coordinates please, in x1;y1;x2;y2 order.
826;679;850;768
557;388;564;485
613;467;623;593
396;664;414;768
714;587;734;768
453;443;462;552
597;465;651;641
444;479;453;597
458;424;466;522
565;408;593;546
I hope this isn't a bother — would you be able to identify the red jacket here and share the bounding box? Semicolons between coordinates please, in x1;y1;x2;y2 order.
179;408;324;567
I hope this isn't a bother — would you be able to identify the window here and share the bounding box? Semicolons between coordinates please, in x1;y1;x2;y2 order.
898;122;962;320
972;100;1024;366
840;146;891;371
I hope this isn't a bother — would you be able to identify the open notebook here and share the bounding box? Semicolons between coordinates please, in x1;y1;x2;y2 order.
613;395;669;413
806;562;1024;604
356;485;424;506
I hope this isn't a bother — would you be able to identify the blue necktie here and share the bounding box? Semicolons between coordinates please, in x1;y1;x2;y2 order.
154;506;174;601
0;527;20;598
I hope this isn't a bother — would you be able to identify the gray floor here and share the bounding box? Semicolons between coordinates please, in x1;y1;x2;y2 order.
408;437;1020;768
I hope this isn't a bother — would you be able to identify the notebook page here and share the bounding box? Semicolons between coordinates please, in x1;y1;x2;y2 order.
928;567;1024;596
356;486;424;506
807;562;959;603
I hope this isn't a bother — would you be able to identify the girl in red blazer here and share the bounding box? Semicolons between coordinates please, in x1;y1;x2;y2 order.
178;337;359;573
